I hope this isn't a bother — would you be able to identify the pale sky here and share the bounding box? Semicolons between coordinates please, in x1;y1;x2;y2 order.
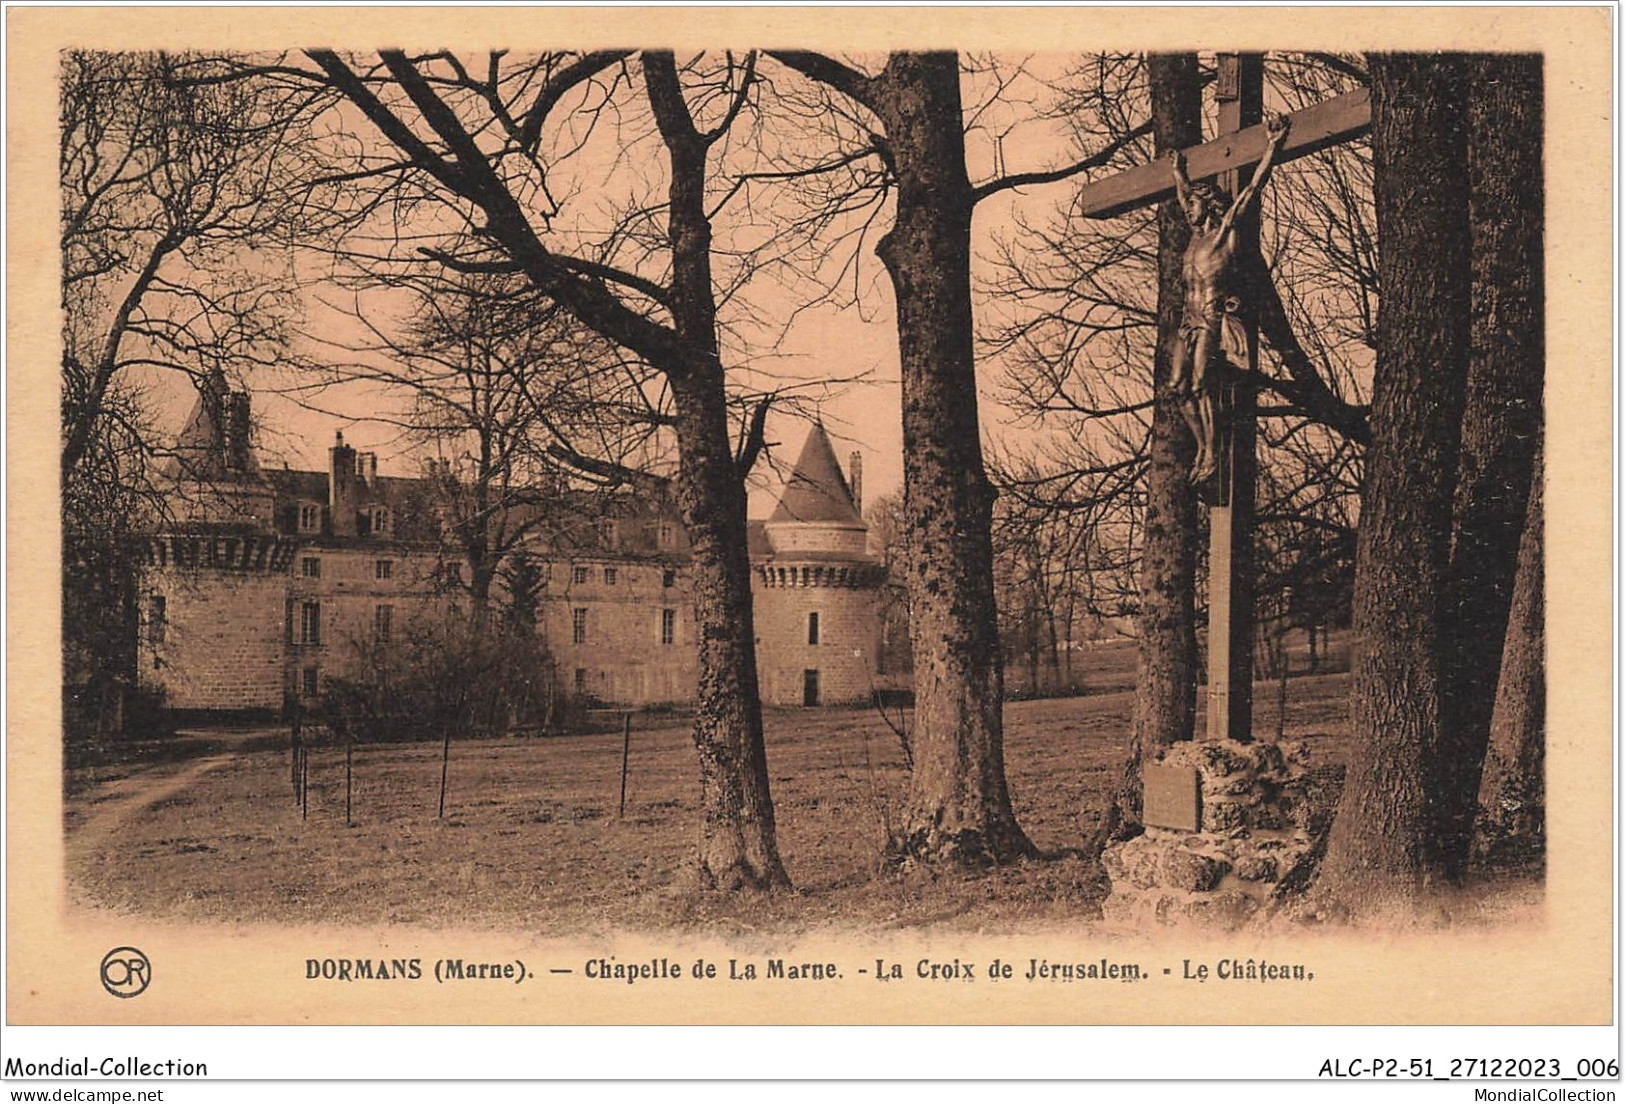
232;295;908;520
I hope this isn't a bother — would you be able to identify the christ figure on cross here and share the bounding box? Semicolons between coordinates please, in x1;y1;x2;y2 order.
1169;114;1290;486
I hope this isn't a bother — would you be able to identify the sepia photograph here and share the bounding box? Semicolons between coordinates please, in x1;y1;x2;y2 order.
4;2;1617;1090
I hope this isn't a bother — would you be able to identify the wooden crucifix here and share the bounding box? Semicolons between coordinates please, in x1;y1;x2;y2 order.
1075;53;1370;745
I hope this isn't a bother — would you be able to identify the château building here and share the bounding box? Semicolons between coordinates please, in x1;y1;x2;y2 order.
137;379;883;714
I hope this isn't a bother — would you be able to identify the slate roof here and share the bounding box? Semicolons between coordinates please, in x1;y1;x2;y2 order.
769;423;863;526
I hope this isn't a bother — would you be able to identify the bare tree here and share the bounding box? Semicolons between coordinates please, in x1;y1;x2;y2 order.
773;52;1023;866
290;48;791;889
763;49;1170;867
991;459;1130;697
1124;51;1202;831
60;382;155;747
60;51;323;744
864;493;915;680
307;271;663;624
61;51;319;485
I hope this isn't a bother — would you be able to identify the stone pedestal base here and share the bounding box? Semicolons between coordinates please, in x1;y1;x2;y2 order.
1102;739;1337;930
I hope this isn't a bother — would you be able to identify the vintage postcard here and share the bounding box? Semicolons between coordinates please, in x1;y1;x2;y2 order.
4;3;1615;1083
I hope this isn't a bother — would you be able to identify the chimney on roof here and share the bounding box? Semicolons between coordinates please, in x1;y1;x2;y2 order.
203;369;229;469
329;430;358;537
848;451;863;514
225;392;252;472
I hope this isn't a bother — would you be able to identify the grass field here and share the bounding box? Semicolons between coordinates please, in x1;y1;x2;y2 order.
65;640;1390;936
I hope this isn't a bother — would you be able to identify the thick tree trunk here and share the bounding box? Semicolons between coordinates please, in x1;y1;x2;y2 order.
671;372;789;889
1472;444;1544;870
1317;54;1472;911
645;54;789;889
872;52;1033;867
1432;53;1545;880
312;49;790;891
1110;52;1203;840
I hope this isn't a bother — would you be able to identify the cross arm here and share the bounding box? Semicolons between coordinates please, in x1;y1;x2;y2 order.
1076;88;1370;220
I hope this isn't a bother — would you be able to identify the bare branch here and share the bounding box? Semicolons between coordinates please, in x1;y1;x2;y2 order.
700;51;758;146
734;393;774;477
767;51;880;113
972;119;1153;204
515;50;633;153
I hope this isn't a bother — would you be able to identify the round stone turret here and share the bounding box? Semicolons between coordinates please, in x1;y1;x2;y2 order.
751;424;884;706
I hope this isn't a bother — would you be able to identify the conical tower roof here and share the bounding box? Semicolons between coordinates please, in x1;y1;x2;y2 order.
162;370;260;481
162;370;228;479
769;423;863;525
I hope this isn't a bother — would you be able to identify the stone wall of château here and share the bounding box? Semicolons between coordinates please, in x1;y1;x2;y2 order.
543;558;697;706
139;567;289;711
284;543;447;697
753;583;881;706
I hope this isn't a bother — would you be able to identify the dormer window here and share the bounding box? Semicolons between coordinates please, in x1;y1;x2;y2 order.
597;519;618;549
367;504;391;537
658;521;676;549
298;504;320;533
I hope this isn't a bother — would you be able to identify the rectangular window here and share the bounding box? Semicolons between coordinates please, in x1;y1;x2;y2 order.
301;556;321;579
573;565;590;585
302;666;320;698
658;522;676;549
375;604;393;642
370;505;390;536
299;601;322;646
375;559;393;581
661;608;676;646
147;595;166;644
603;567;618;586
574;668;587;692
808;611;820;646
572;608;588;645
298;504;320;533
803;669;820;707
662;568;677;588
597;519;618;549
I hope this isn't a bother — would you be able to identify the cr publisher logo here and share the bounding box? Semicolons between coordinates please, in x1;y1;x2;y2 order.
100;946;151;998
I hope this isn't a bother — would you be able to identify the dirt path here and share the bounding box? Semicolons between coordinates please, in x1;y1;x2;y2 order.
66;754;238;858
